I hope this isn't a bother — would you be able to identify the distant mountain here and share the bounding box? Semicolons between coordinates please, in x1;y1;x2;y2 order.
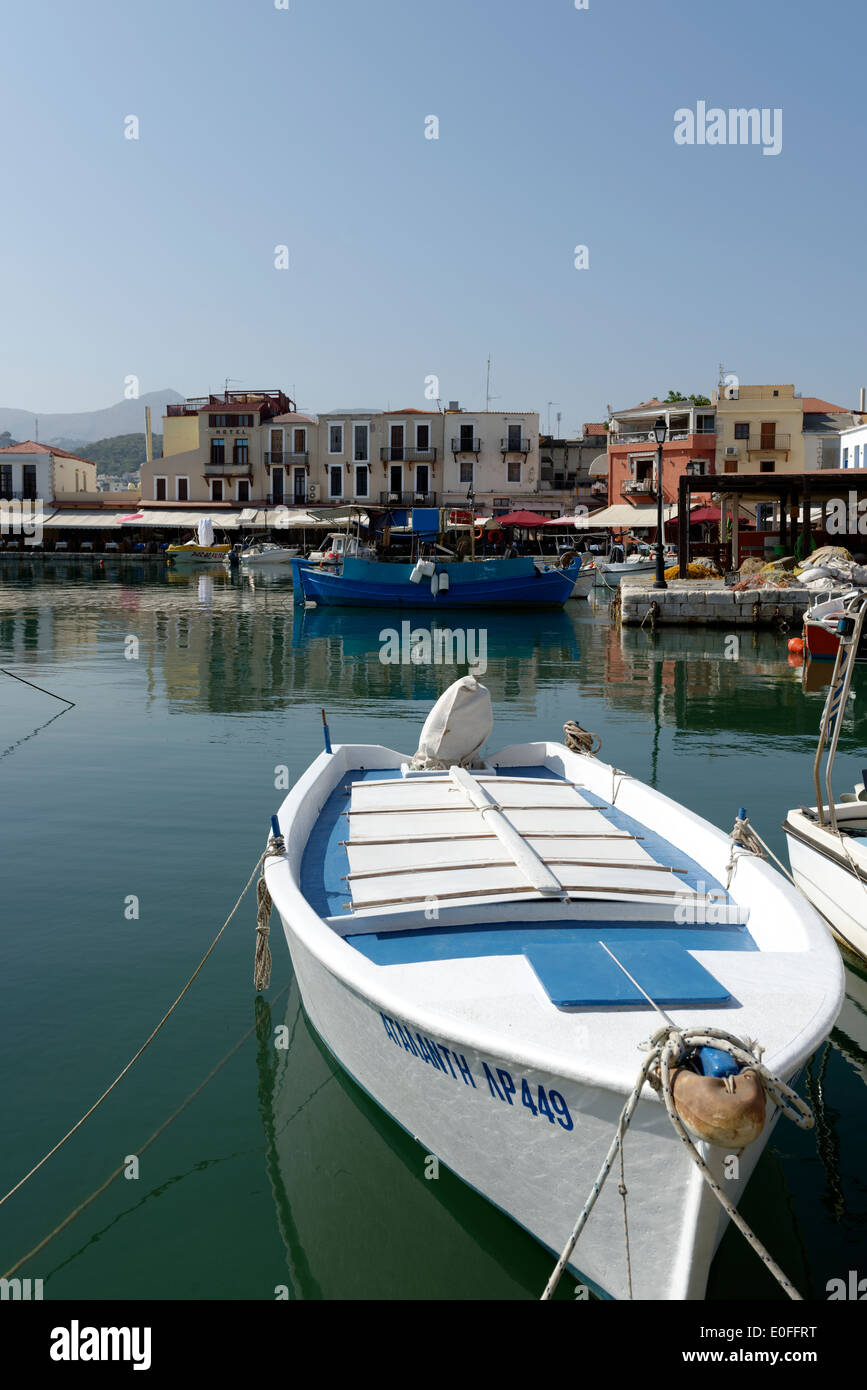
0;389;183;445
70;433;163;476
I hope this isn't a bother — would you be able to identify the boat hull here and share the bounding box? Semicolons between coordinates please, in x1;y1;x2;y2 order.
275;921;775;1301
595;561;657;586
785;815;867;960
166;544;231;563
291;556;579;608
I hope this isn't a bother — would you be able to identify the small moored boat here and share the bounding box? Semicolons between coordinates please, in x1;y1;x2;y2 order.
236;541;300;566
166;517;231;564
785;592;867;961
263;677;842;1299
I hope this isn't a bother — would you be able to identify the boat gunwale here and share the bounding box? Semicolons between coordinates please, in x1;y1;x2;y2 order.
264;740;845;1091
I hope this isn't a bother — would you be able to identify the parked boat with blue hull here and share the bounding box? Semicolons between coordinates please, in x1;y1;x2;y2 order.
263;677;843;1300
290;555;581;608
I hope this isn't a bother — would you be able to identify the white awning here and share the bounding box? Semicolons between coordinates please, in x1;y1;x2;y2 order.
576;504;677;530
588;454;609;477
125;509;243;529
43;509;123;529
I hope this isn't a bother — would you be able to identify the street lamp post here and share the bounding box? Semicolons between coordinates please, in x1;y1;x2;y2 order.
652;416;668;590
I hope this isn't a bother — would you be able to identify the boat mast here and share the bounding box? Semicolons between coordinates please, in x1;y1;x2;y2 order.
812;594;867;828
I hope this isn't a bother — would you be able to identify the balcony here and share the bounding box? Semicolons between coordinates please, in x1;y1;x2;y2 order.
623;479;656;496
265;451;309;466
379;447;438;462
500;438;530;454
205;459;252;476
746;435;791;454
380;490;438;506
451;437;481;453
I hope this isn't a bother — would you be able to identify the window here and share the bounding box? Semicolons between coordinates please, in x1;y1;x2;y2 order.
460;459;474;484
233;438;249;464
354;424;369;462
236;479;250;503
211;438;225;464
154;477;167;501
22;465;37;499
459;424;475;451
507;460;521;482
856;446;862;469
329;465;343;498
734;423;749;440
507;424;523;451
843;448;849;467
0;466;12;497
416;423;430;452
415;464;429;496
355;465;369;497
211;479;224;501
176;477;189;502
759;460;775;473
292;428;306;455
696;414;715;434
329;424;343;453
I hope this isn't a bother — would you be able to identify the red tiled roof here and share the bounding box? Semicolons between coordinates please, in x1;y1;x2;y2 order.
583;422;608;435
383;408;431;415
800;397;849;414
0;440;96;464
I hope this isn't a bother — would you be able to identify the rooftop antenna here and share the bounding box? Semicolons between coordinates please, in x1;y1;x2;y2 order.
34;418;38;442
547;401;559;435
485;355;500;412
224;377;241;402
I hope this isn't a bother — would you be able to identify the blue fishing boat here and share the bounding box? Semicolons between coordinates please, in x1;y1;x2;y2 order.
290;555;581;608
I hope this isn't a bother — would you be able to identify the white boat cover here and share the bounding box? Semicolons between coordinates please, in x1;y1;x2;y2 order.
411;676;493;770
197;516;215;546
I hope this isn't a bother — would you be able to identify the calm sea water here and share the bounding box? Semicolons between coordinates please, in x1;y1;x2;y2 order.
1;558;865;1301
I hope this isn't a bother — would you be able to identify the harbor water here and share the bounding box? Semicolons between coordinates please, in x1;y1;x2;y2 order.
1;559;865;1301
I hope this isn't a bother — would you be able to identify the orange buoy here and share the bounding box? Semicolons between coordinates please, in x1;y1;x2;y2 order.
671;1066;766;1148
788;637;804;654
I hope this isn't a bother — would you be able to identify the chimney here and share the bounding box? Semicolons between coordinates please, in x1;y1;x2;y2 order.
448;400;460;411
860;387;865;413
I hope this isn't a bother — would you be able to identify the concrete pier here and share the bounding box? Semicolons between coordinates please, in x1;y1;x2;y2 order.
620;577;810;628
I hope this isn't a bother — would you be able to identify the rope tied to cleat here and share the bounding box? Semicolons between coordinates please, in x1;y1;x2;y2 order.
563;720;602;756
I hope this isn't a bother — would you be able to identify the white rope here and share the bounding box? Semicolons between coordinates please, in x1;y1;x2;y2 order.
541;1024;813;1302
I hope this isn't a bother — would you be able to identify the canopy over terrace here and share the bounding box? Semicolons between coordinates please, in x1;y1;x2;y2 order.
574;503;678;531
676;470;867;572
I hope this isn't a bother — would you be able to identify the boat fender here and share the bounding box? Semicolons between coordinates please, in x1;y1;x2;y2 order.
430;573;439;598
671;1065;766;1149
438;571;450;593
409;562;424;584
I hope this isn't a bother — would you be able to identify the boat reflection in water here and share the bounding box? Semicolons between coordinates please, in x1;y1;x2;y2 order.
254;985;561;1300
291;604;580;665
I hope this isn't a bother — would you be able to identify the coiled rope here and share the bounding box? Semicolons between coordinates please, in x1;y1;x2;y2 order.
563;720;602;756
541;1023;814;1302
0;831;286;1213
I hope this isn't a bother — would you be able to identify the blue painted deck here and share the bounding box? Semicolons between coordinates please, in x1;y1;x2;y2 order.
298;764;753;1006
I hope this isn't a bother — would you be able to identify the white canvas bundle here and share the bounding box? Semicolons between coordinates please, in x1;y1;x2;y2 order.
197;516;215;547
411;675;493;769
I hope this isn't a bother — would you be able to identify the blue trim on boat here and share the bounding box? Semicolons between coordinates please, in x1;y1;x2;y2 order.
345;920;755;965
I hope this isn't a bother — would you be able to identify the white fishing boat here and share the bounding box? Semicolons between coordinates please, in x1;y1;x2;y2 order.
237;541;300;567
595;545;670;586
306;531;377;568
785;593;867;962
534;554;595;598
263;677;842;1300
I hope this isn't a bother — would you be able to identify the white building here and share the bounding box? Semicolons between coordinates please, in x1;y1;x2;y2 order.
839;421;867;470
0;441;97;501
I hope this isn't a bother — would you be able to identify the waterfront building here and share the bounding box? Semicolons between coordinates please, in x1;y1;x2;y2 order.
712;383;857;477
837;418;867;470
143;389;298;506
538;425;608;512
606;399;716;519
0;440;97;501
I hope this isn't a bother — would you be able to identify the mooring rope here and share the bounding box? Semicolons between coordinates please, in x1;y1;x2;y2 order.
563;720;602;756
541;1024;814;1302
0;832;285;1211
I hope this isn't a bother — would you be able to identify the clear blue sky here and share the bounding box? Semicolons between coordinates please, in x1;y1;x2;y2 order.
1;0;864;428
